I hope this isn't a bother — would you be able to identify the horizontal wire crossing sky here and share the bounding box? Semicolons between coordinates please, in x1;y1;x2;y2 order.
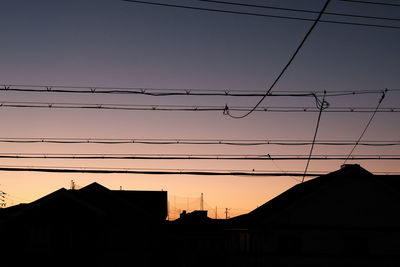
0;0;399;215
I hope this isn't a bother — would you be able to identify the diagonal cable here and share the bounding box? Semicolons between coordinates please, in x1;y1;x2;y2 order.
343;89;387;164
302;93;328;182
227;0;331;119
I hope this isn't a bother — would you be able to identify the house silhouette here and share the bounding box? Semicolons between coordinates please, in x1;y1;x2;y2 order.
223;164;400;266
0;182;167;265
2;164;400;266
164;164;400;266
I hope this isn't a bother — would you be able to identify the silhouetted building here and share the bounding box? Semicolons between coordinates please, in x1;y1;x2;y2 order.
167;209;227;267
179;210;208;221
226;164;400;266
2;165;400;266
0;182;167;265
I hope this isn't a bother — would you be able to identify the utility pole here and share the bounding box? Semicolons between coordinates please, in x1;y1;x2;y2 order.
215;206;218;219
225;208;230;219
200;193;204;211
70;180;75;190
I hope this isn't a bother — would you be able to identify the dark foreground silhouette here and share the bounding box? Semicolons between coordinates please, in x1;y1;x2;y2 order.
1;164;400;266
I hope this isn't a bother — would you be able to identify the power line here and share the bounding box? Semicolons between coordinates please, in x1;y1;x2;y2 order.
343;90;387;164
227;0;331;118
0;101;398;113
122;0;400;29
4;84;399;97
194;0;400;22
302;93;328;182
338;0;400;7
0;153;398;160
0;137;398;146
0;164;326;174
124;0;326;22
1;164;399;175
267;154;302;182
0;166;323;176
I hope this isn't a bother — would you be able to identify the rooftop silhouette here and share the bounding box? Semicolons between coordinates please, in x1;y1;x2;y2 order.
1;164;400;266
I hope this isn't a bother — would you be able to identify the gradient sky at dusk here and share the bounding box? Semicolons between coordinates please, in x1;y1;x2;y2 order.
0;0;399;218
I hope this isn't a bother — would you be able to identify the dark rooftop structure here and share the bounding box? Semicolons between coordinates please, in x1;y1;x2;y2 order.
2;165;400;266
0;182;168;265
225;164;400;266
230;164;400;228
73;182;168;221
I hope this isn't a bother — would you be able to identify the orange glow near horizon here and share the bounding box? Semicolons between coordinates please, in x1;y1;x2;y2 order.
1;1;399;219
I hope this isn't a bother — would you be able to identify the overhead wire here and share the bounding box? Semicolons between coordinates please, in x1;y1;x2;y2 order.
338;0;400;7
3;84;399;97
0;166;323;176
302;92;329;182
0;164;327;174
2;1;398;179
0;153;398;160
267;154;302;182
1;164;399;176
194;0;400;22
226;0;331;118
1;0;398;203
122;0;400;29
0;101;398;113
0;165;398;175
0;137;398;146
343;90;387;164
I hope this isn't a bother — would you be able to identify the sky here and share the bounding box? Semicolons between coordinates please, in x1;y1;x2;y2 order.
0;0;399;218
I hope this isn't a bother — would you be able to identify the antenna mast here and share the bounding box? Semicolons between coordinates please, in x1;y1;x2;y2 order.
70;180;75;190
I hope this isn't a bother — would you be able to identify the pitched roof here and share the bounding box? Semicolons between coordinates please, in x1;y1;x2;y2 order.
231;164;400;228
8;187;106;220
73;182;167;221
1;182;168;222
78;182;110;193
